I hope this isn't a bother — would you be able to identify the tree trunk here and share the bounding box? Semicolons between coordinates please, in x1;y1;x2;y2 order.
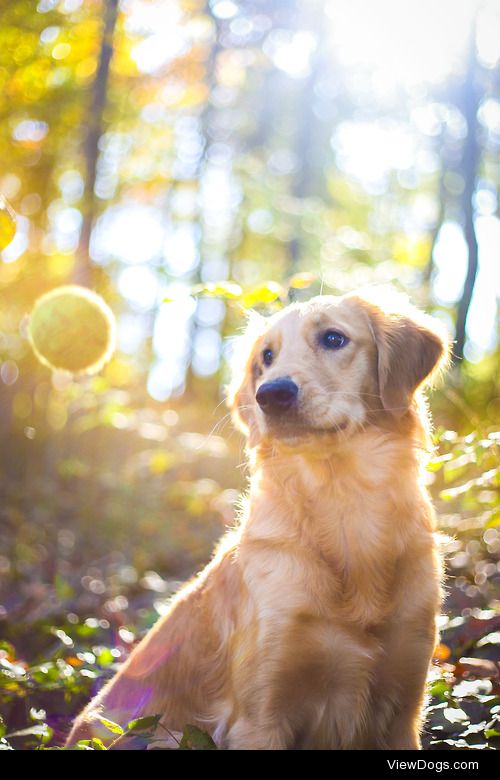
287;2;328;286
74;0;119;286
423;163;446;288
454;35;481;363
183;3;221;398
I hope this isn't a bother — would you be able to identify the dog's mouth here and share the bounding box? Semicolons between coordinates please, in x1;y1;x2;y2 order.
261;415;350;442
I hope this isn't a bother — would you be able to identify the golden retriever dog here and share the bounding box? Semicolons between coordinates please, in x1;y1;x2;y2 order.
67;287;449;750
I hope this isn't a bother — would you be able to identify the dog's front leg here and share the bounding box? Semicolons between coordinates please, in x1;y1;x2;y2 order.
373;610;439;750
226;717;292;750
224;612;371;750
373;541;443;751
223;616;313;750
224;661;298;749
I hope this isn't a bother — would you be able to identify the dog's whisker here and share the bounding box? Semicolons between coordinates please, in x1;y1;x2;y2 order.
196;412;233;449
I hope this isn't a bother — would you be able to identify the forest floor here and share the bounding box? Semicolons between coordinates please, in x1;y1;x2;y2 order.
0;572;498;750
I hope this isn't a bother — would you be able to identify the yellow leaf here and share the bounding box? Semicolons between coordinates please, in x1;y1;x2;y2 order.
393;235;431;268
194;281;242;299
0;195;17;252
149;451;175;475
288;272;316;289
242;281;283;308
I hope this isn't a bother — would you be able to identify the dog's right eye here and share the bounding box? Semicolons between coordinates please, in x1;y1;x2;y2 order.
262;348;273;366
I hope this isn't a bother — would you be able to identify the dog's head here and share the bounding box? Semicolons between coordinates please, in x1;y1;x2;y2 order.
228;288;450;447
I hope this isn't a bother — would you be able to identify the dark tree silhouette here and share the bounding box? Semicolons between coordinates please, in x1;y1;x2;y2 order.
75;0;119;286
454;33;481;363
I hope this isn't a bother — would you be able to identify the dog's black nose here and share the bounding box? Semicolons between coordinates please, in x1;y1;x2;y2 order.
256;378;298;414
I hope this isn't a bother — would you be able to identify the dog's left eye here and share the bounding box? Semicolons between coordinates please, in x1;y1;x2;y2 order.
320;330;348;350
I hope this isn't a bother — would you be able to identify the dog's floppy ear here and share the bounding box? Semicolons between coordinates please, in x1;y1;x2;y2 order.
227;313;266;448
229;381;260;448
353;289;450;417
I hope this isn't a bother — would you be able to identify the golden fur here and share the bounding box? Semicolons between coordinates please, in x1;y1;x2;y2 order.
67;288;449;750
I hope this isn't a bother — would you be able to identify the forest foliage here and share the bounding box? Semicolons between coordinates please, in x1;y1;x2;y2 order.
0;0;499;750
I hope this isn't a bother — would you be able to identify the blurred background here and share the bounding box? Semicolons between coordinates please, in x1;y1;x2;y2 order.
0;0;499;750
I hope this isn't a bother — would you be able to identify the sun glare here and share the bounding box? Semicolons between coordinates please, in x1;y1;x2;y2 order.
326;0;499;87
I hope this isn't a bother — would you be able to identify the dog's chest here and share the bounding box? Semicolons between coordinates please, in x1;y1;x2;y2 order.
295;486;403;626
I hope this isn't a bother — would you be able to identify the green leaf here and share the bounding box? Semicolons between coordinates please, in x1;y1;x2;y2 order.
179;724;217;750
73;738;107;750
0;640;16;658
485;509;500;529
96;716;124;735
29;708;46;721
477;631;500;648
6;723;53;741
51;626;74;647
126;715;161;733
89;738;107;750
96;647;115;666
0;657;27;679
485;727;500;739
54;574;75;601
443;707;469;724
427;454;453;472
430;679;451;700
